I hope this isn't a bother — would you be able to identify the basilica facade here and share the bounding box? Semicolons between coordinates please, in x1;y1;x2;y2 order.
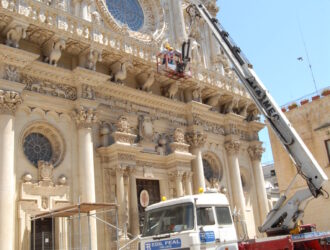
0;0;269;249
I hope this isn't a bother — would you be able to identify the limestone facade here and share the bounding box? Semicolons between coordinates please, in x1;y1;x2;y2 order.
268;93;330;232
0;0;268;249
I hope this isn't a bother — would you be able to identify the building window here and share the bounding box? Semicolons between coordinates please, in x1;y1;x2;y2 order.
106;0;144;31
326;139;330;163
23;133;53;167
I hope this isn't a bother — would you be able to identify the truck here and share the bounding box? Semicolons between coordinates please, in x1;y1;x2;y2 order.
138;0;330;249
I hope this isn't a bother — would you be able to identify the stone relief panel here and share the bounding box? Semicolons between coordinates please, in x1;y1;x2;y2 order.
22;75;77;100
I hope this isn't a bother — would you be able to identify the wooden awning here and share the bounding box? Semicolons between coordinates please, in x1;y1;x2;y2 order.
32;203;118;220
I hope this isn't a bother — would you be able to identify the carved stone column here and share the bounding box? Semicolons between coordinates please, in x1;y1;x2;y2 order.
171;171;184;197
224;139;246;223
73;106;97;250
184;172;193;195
186;131;207;194
72;0;81;17
170;0;186;46
128;168;139;236
248;143;269;223
81;0;90;20
0;90;21;250
116;166;127;239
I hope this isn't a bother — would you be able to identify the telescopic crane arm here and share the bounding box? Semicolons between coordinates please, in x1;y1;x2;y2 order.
185;0;328;234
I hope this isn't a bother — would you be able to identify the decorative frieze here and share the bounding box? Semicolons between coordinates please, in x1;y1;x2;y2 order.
22;75;77;100
185;131;207;148
224;140;240;155
248;145;264;162
0;89;22;115
73;106;97;129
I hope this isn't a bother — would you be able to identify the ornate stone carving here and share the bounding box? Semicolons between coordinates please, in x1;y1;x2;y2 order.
173;128;185;144
116;116;131;133
156;134;167;155
42;38;66;66
23;75;77;100
248;145;264;161
5;24;27;48
82;84;95;100
113;116;137;144
192;88;202;102
206;94;221;107
224;140;240;155
38;161;54;186
3;65;20;82
141;71;155;92
79;49;102;71
0;89;22;115
58;175;67;185
170;141;190;153
185;131;207;148
22;173;33;183
138;115;154;142
111;61;133;84
73;106;97;129
165;82;179;99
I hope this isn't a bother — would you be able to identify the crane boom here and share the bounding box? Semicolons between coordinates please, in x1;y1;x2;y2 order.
186;0;328;234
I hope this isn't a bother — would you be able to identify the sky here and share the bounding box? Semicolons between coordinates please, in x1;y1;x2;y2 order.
216;0;330;163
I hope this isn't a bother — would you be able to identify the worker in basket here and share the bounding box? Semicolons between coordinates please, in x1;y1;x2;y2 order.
160;41;191;74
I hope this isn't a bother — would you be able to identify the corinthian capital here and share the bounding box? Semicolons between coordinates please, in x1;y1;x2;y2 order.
185;131;207;148
248;145;264;162
224;140;240;155
73;106;97;129
0;90;22;115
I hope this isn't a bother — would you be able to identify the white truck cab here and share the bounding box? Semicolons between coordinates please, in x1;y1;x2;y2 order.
139;192;238;250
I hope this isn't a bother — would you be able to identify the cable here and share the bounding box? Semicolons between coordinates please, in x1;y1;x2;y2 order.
297;15;319;94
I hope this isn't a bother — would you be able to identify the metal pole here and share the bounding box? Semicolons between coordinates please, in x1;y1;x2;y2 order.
33;217;36;250
52;215;55;250
68;217;72;250
115;202;120;250
88;212;92;250
78;197;82;250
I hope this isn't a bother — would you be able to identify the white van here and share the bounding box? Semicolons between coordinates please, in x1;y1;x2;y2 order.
139;192;238;250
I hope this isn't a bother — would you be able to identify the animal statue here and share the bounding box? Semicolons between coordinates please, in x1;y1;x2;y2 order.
44;39;66;66
86;50;102;71
112;61;132;83
207;94;221;107
141;72;155;92
6;25;26;48
167;82;179;99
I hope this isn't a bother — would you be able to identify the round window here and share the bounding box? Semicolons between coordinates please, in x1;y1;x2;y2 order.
106;0;144;31
23;133;53;166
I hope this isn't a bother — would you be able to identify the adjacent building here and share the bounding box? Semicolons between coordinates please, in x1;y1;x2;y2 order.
268;90;330;232
0;0;270;249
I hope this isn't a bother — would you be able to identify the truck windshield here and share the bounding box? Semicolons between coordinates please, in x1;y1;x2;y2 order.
215;207;232;225
142;203;194;237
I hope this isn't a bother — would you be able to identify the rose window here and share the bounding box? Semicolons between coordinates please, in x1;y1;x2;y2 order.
23;133;53;167
106;0;144;31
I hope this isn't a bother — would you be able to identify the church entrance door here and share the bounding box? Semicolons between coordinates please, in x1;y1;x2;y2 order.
31;218;53;250
136;179;160;231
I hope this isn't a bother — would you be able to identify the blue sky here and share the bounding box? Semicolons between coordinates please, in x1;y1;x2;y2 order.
216;0;330;163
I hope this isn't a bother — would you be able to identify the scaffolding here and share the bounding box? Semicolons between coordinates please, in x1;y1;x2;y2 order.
31;202;122;250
